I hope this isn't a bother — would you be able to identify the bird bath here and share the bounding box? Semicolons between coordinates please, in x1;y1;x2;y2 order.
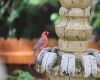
34;0;100;80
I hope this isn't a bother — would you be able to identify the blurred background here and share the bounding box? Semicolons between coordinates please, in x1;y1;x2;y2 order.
0;0;99;80
0;0;99;40
0;0;60;39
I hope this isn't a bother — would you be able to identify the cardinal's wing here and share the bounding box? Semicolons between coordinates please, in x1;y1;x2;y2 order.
29;37;47;67
34;36;47;50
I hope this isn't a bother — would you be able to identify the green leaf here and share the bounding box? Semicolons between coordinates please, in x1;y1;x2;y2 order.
50;0;59;6
28;0;44;6
7;70;36;80
50;13;60;24
95;18;100;28
8;28;16;38
0;7;6;18
7;10;19;23
50;13;58;21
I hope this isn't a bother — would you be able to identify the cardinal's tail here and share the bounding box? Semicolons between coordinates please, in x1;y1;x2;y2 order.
28;50;38;68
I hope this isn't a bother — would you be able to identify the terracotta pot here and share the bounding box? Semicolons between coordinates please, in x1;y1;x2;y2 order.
47;39;58;47
4;38;58;64
0;38;99;64
5;38;34;64
5;51;33;64
5;38;18;52
88;40;100;50
0;38;5;53
0;38;6;61
19;38;33;51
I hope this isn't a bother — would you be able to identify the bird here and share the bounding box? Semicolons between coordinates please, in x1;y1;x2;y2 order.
28;31;49;67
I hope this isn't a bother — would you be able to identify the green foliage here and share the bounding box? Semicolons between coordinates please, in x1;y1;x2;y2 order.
49;0;59;6
8;28;16;38
7;10;19;23
28;0;44;6
0;0;29;37
50;13;60;25
0;0;59;38
91;0;100;29
94;18;100;28
7;70;36;80
0;6;6;17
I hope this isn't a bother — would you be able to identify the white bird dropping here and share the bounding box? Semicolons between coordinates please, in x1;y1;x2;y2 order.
41;52;57;73
81;55;97;77
36;47;51;64
60;54;75;77
94;53;100;66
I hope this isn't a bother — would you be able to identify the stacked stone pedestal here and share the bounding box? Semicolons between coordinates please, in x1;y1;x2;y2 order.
55;0;92;59
49;0;93;80
56;5;92;53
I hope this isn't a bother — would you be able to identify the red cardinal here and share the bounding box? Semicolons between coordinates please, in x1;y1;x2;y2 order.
29;31;49;67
